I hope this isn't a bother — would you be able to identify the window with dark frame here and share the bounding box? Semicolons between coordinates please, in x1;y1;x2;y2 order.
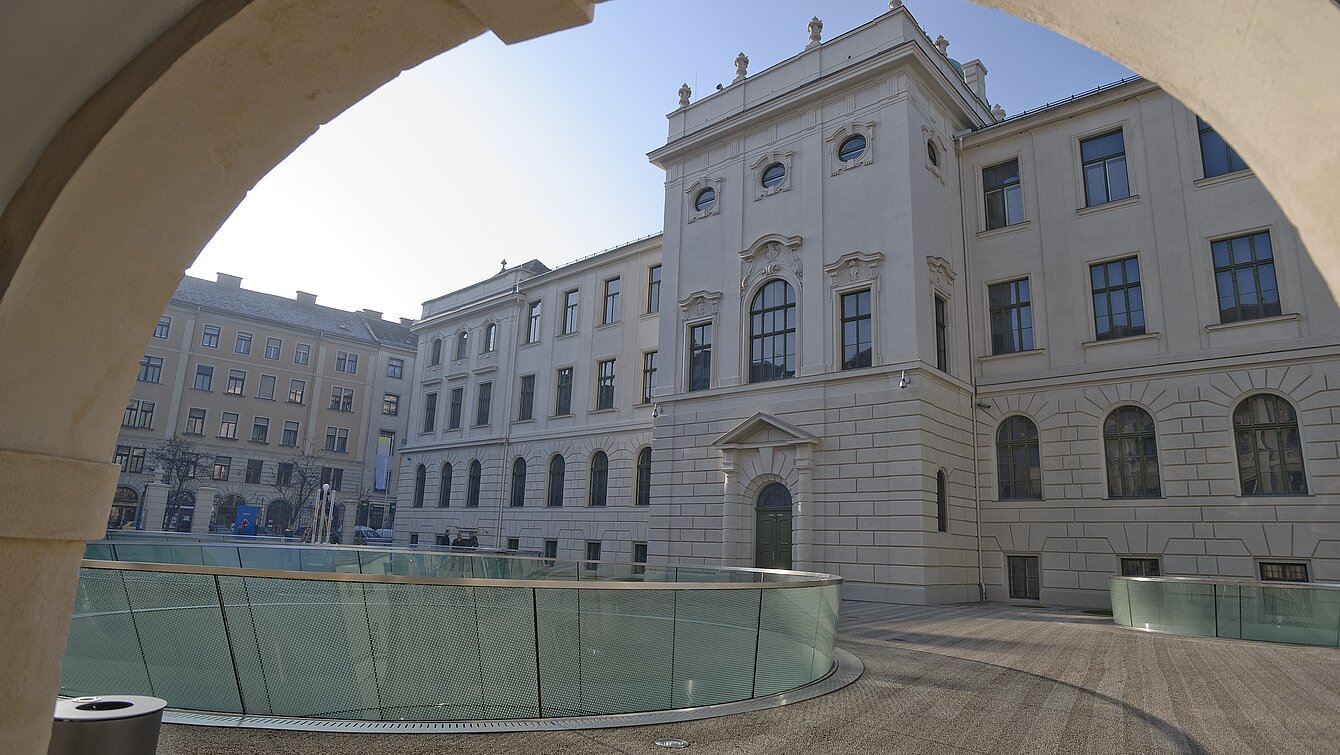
455;332;468;361
466;460;481;507
288;379;305;404
383;393;399;415
1259;562;1309;582
185;408;206;435
329;386;354;412
596;359;616;410
1091;257;1146;340
123;400;155;430
250;417;269;443
138;356;163;383
1007;555;1040;599
1080;129;1130;206
213;456;231;481
438;464;452;507
527;301;542;343
202;325;220;349
983;159;1023;229
602;277;621;324
219;412;238;439
320;466;343;491
510;458;526;507
245;459;264;484
153;316;171;339
518;374;535;421
193;364;213;391
235;331;252;355
749;280;797;383
633;542;648;574
264;337;281;360
934;295;949;372
562;290;579;334
1120;558;1161;577
988;278;1034;355
1212;231;1281;324
475;381;492;425
936;470;948;532
430;338;442;366
555;367;573;415
636;447;651;507
1104;406;1162;498
588;451;608;507
281;420;298;446
387;357;404;379
335;351;358;374
294;343;310;365
422;391;438;433
507;538;520;552
226;369;246;396
448;387;464;429
547;455;565;507
482;322;497;353
324;426;348;453
1197;116;1248;178
544;539;559;561
647;265;661;313
688;322;712;391
585;540;601;570
1234;394;1308;495
840;289;872;370
276;462;293;487
641;351;657;404
412;464;425;507
996;416;1042;500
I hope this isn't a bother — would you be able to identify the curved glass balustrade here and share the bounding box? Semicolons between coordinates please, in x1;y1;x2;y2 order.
1110;576;1340;647
63;541;842;721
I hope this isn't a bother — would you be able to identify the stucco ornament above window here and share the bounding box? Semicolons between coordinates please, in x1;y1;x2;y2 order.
740;234;804;296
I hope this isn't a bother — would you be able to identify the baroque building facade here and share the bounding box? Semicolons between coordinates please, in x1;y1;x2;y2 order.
397;5;1339;607
113;274;416;536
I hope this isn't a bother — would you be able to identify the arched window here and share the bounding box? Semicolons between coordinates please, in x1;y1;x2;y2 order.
996;416;1041;500
936;470;948;532
1234;394;1307;495
455;331;469;361
482;322;497;353
466;459;481;507
429;337;442;366
510;457;526;507
1104;406;1161;498
926;139;940;167
412;463;426;508
547;455;565;507
109;486;139;529
437;463;452;508
588;450;608;507
748;279;796;383
213;493;245;529
635;447;652;507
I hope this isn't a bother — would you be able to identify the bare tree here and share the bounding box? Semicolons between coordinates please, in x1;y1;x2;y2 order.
147;434;212;530
271;444;325;533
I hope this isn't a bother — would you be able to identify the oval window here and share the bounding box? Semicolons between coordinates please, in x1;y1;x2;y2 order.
694;187;716;212
761;163;786;188
838;134;866;162
927;139;939;167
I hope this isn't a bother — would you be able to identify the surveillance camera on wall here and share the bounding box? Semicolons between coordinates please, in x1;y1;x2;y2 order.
898;369;909;389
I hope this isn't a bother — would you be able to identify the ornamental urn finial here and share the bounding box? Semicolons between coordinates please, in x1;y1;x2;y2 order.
677;82;691;108
935;35;949;56
733;52;749;82
807;17;823;49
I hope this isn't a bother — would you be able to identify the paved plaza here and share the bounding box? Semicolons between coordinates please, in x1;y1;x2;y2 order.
157;601;1340;754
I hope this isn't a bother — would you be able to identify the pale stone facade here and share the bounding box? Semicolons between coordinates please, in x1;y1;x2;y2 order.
398;8;1339;608
113;274;416;535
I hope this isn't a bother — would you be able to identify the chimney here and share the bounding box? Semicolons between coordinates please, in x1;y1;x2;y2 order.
963;59;988;102
296;291;317;305
216;273;242;288
359;309;384;320
399;317;416;327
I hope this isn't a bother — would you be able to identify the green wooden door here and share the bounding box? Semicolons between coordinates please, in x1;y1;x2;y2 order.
754;483;794;570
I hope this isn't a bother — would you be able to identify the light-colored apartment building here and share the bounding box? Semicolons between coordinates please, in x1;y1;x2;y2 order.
396;5;1339;607
112;274;416;536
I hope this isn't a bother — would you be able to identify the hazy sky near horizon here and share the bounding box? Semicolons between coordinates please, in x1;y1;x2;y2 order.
187;0;1131;322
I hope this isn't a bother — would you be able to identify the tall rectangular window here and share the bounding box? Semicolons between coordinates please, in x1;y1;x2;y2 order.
840;289;872;370
320;466;343;491
518;375;535;421
226;369;246;395
1007;555;1040;599
1090;256;1145;340
153;316;171;339
527;301;542;343
213;456;231;481
988;279;1034;355
245;459;263;484
596;359;615;410
129;447;146;473
934;296;949;371
688;323;712;391
646;265;661;313
250;417;269;443
235;331;252;354
983;159;1023;229
602;277;620;324
219;412;238;439
562;290;579;334
276;462;293;487
585;541;601;570
383;393;399;415
329;386;354;412
1212;231;1280;323
294;343;310;365
123;400;154;429
257;374;276;400
555;367;573;415
1080;129;1130;206
475;381;492;425
1197;116;1248;178
641;351;658;404
423;392;438;432
288;379;305;404
633;542;648;575
138;356;163;383
325;426;349;452
448;387;464;429
201;324;220;348
335;351;358;374
281;420;299;446
185;408;206;435
193;364;213;391
387;357;404;379
544;539;558;561
264;337;281;360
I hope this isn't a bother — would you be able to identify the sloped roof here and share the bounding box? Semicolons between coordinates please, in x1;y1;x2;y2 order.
172;276;415;350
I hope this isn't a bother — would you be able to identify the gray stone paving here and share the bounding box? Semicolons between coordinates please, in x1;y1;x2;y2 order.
157;601;1340;754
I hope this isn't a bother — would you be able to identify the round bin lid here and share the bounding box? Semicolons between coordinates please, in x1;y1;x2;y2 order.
53;696;167;721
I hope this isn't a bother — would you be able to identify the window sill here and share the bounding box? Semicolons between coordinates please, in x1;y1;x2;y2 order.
1193;169;1254;190
182;432;204;437
520;340;541;349
596;321;620;331
976;220;1031;240
512;418;535;425
247;440;269;445
470;424;491;429
641;311;660;321
551;413;575;419
1075;194;1139;216
556;332;579;341
189;388;212;393
978;347;1045;363
1204;313;1299;333
216;436;238;441
1081;332;1159;349
589;408;617;415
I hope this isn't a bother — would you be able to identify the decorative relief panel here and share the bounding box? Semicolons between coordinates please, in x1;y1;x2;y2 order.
826;121;875;175
825;250;884;289
926;255;957;298
740;234;804;297
678;290;723;322
684;176;724;223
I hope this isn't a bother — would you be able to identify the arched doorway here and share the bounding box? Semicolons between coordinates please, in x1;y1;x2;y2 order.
213;494;246;531
266;499;293;535
754;483;794;570
108;486;138;530
165;492;195;532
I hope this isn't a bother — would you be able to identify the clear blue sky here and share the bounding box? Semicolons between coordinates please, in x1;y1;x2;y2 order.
188;0;1131;322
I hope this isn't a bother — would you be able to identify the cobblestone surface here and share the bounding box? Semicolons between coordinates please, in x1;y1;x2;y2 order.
158;601;1340;754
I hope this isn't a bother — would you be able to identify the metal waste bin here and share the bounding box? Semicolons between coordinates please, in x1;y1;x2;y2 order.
49;695;167;755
